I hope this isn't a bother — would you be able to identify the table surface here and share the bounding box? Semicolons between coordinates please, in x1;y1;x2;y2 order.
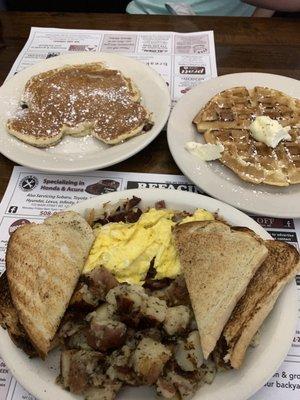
0;11;300;199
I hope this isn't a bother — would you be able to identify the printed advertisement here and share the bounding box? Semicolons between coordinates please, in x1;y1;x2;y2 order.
6;27;217;103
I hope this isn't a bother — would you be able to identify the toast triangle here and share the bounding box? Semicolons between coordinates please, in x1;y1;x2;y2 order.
173;220;268;359
6;211;94;358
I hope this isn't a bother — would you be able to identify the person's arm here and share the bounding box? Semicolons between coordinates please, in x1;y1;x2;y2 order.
244;0;300;11
252;7;274;16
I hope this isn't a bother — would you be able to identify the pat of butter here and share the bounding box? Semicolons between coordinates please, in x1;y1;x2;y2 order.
185;142;224;161
249;116;291;148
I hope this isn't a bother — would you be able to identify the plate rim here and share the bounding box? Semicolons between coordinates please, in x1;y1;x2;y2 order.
0;188;297;400
167;72;300;218
0;52;171;173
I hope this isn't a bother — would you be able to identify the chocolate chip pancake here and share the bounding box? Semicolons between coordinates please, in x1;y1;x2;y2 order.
7;63;153;147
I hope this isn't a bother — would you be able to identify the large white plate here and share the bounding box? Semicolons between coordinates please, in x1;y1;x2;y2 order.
0;189;297;400
167;73;300;218
0;53;171;172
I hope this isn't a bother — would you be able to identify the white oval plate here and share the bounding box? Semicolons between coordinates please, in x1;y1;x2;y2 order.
167;73;300;218
0;189;297;400
0;53;171;172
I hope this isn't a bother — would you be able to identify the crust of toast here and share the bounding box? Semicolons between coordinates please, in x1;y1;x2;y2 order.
173;220;268;359
0;272;37;356
222;240;300;368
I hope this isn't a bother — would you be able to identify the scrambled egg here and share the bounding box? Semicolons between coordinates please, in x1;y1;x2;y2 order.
84;208;214;284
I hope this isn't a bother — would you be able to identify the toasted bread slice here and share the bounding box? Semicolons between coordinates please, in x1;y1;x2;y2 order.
173;220;268;359
221;240;300;368
6;211;94;358
0;272;37;357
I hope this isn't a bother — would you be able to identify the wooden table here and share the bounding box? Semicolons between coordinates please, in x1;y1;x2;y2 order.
0;12;299;199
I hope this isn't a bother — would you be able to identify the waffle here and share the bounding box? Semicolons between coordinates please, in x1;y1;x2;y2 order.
193;86;300;186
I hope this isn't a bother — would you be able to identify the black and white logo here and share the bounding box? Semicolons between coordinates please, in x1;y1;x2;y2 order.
8;206;18;214
19;175;39;191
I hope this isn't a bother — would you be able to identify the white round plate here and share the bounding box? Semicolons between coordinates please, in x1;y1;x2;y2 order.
0;189;297;400
0;53;171;172
167;73;300;218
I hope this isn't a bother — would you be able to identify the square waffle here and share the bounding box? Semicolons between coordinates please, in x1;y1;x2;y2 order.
193;86;300;186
